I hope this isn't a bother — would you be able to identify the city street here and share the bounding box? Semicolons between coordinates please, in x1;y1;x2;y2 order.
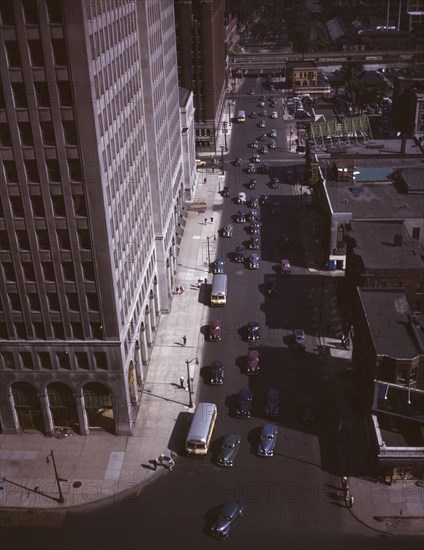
1;82;423;550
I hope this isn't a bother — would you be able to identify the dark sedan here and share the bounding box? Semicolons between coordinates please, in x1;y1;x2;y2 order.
246;321;260;342
212;258;225;274
257;423;278;457
210;361;224;385
210;501;245;538
209;320;222;341
236;388;253;418
217;433;241;467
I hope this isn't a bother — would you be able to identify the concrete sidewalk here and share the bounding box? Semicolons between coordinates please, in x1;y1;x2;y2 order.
0;101;423;538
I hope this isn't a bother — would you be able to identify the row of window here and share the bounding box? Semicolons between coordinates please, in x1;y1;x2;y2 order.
89;14;137;61
0;227;91;253
4;290;99;314
1;119;77;147
0;321;103;340
2;260;95;284
1;192;87;219
4;38;67;69
1;81;72;110
1;350;107;371
3;158;82;183
0;0;63;26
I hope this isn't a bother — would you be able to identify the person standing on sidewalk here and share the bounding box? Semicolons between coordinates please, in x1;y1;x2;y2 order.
182;335;187;346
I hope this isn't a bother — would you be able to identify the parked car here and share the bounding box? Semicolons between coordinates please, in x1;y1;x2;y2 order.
236;388;253;418
234;244;246;263
217;433;241;467
210;361;224;384
249;111;257;118
237;191;247;204
250;140;259;149
222;224;233;238
294;329;306;350
281;259;291;275
258;101;265;107
195;159;206;168
235;158;242;166
210;501;245;538
271;111;278;119
212;258;225;274
209;320;222;341
235;210;247;223
269;129;277;138
259;110;267;117
260;194;270;206
269;140;276;149
258;120;266;128
247;179;257;189
260;146;268;154
257;423;278;456
265;389;280;417
248;253;260;269
259;133;268;141
271;177;280;189
248;235;260;249
222;186;231;197
246;321;260;342
252;154;261;163
250;221;261;234
247;163;257;174
247;349;259;375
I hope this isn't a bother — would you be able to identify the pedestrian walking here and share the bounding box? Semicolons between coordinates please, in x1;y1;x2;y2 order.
204;277;207;285
203;177;207;184
176;286;179;295
342;476;349;490
204;217;208;225
167;458;175;471
152;458;158;471
197;279;201;288
182;335;187;346
179;376;185;389
180;285;184;294
210;217;214;223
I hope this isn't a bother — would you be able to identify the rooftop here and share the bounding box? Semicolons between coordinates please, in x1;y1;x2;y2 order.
349;220;424;270
358;288;423;359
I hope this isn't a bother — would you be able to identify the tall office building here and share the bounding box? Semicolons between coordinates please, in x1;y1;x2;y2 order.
0;0;185;435
174;0;226;153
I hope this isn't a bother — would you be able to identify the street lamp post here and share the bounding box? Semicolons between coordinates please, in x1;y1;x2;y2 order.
46;450;65;504
222;121;228;152
185;357;199;408
227;101;232;126
220;145;225;175
206;234;216;268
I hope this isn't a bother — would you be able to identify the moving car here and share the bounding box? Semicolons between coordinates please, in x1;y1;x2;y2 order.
271;177;280;189
248;253;260;269
237;191;247;204
210;501;245;538
217;433;241;467
247;209;259;222
234;244;246;263
249;111;257;118
270;129;277;138
247;163;257;174
222;186;231;197
246;321;260;342
247;179;257;189
235;157;242;166
265;389;280;417
250;221;261;235
209;320;222;341
258;100;265;107
259;110;267;117
222;224;233;237
259;133;268;141
281;259;291;275
212;258;225;274
252;154;260;163
249;196;259;208
260;194;270;206
259;146;268;154
258;120;266;128
269;140;276;149
235;210;247;223
248;235;260;249
210;361;224;384
236;388;253;418
271;111;278;119
249;140;259;149
195;159;206;168
247;349;259;375
294;329;306;350
257;423;278;456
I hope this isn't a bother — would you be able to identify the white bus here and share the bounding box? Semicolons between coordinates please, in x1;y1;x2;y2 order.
185;402;217;456
211;274;227;306
237;110;246;122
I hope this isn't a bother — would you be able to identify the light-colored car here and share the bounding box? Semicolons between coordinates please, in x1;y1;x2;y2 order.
222;224;234;237
270;129;277;138
237;192;247;204
258;120;266;128
281;259;291;274
247;349;259;374
195;159;206;168
271;111;278;119
248;253;260;269
257;423;278;456
269;140;276;149
294;329;306;350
